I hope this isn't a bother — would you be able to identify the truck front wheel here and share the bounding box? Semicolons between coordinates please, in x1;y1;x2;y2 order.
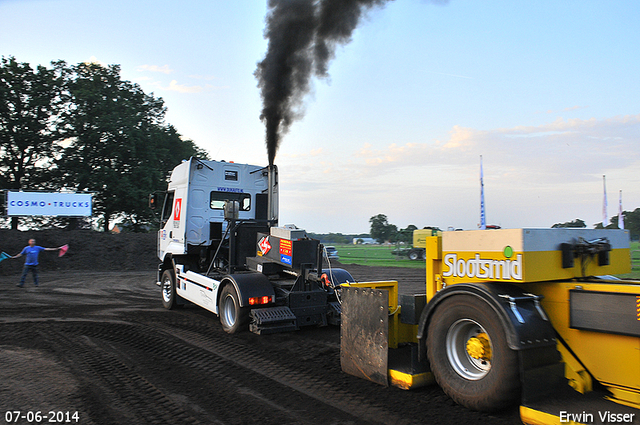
219;285;249;334
161;269;177;310
426;295;520;411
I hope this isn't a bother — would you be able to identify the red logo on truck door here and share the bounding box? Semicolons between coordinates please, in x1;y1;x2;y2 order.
174;198;182;221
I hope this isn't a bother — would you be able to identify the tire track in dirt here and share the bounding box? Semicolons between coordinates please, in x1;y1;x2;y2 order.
50;318;409;425
148;317;413;425
0;323;203;425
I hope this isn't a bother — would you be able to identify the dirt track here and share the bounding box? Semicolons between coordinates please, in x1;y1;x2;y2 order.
0;266;520;425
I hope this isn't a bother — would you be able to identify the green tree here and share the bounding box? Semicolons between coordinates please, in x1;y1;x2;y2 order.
387;224;399;243
0;56;65;229
552;219;587;228
369;214;399;243
396;224;418;244
369;214;389;243
56;61;206;232
612;208;640;240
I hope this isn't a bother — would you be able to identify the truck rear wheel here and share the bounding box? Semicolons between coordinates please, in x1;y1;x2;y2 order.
426;295;520;411
408;250;419;261
219;285;249;334
161;269;178;310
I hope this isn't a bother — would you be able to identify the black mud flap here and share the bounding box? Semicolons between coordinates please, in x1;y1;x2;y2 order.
519;345;564;405
340;286;389;387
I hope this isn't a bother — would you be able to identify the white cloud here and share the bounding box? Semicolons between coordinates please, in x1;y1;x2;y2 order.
85;56;106;66
137;64;173;74
153;80;229;93
563;105;589;112
189;74;217;80
276;114;640;232
163;80;204;93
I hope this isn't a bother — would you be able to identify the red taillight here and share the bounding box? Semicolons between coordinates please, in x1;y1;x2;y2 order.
249;296;272;306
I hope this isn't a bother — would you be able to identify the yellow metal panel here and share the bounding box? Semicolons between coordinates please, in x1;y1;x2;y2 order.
606;386;640;409
556;340;592;393
413;229;431;248
388;369;434;390
397;320;418;344
440;229;630;284
441;247;630;285
520;406;589;425
426;236;442;303
522;280;640;403
522;249;631;282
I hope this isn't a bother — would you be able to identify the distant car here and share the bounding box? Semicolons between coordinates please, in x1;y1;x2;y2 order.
325;246;339;259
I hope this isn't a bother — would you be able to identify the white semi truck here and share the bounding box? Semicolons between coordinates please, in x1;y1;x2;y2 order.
152;158;353;334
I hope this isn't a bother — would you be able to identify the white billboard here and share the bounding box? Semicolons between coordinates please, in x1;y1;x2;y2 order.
6;192;92;217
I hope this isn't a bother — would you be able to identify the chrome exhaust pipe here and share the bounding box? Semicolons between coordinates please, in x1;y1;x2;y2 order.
267;164;278;227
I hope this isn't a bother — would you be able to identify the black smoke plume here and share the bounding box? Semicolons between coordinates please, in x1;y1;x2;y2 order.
255;0;392;166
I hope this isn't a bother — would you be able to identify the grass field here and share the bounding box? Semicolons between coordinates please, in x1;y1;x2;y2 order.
331;244;426;269
334;241;640;279
620;240;640;279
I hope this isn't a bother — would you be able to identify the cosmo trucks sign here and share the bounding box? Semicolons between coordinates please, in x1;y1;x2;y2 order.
7;191;92;217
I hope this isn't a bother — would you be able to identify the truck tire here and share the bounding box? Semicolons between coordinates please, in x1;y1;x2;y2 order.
161;269;178;310
219;285;249;334
408;250;419;261
426;295;520;412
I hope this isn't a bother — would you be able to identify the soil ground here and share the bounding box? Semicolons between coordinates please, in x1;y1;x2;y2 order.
0;230;521;425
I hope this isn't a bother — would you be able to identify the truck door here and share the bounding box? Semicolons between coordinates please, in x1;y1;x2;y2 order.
158;191;180;260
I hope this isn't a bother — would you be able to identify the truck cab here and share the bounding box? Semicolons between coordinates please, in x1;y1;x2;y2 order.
154;158;352;335
157;157;277;267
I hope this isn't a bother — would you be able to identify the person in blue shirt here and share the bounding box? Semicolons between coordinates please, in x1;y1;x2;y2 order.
12;239;64;287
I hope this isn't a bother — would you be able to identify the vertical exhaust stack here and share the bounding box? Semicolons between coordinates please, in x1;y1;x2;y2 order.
267;164;278;227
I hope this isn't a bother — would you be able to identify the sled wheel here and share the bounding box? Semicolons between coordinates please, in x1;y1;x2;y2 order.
426;295;520;411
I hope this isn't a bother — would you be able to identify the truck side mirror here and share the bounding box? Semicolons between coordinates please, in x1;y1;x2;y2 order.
149;193;158;210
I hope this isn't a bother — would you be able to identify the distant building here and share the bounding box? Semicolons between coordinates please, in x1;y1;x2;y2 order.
353;237;376;245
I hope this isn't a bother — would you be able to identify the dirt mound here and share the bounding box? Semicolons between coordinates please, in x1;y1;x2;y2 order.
0;229;158;275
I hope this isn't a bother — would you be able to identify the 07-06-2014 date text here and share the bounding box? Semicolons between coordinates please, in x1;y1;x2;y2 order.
4;411;80;423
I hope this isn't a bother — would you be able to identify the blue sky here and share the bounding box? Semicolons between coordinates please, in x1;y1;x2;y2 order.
2;0;639;233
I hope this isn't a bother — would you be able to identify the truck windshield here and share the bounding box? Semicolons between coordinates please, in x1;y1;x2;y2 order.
210;191;251;211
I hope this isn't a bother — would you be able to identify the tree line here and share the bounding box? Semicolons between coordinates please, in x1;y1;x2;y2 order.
368;214;436;244
553;210;640;240
371;210;640;245
0;56;207;232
